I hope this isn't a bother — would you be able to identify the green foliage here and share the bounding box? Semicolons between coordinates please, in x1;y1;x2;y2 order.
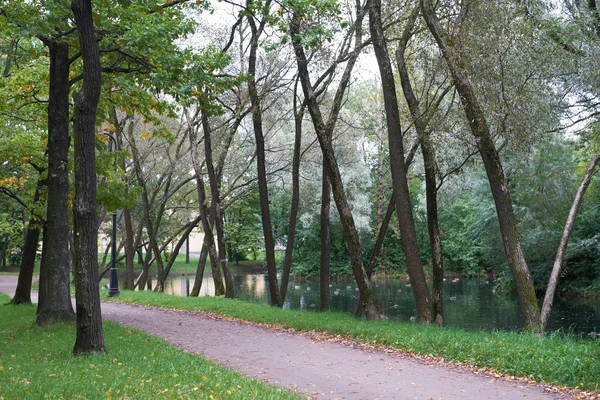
0;295;300;399
224;190;264;263
106;290;600;392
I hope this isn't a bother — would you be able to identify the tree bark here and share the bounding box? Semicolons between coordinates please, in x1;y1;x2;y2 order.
319;161;331;311
187;120;225;296
191;241;209;296
279;95;303;306
247;2;281;307
541;151;600;329
36;39;75;325
201;110;234;298
369;0;432;323
71;0;105;354
10;178;43;305
395;6;444;325
421;0;541;331
289;6;379;320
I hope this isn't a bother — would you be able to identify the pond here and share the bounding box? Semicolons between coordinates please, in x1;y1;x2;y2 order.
148;265;600;337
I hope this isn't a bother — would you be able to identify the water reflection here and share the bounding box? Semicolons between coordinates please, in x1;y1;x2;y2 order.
150;268;599;336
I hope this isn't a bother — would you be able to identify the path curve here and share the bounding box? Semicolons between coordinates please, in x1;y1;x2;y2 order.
0;276;568;399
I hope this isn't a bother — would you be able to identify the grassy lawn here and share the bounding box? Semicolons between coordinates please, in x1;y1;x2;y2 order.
0;293;300;400
105;290;600;393
98;254;263;276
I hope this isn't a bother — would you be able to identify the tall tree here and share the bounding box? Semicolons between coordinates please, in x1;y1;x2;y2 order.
421;0;541;331
71;0;105;354
289;1;379;319
36;38;75;325
246;0;281;306
369;0;432;323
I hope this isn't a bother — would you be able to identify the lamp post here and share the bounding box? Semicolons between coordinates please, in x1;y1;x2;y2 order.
101;131;120;297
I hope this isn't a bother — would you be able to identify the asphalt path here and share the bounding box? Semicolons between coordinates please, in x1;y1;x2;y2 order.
0;275;570;400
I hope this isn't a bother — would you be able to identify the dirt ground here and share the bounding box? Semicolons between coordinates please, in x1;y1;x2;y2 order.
0;275;576;399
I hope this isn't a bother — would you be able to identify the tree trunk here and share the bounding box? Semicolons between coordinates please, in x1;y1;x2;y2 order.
201;110;234;298
541;151;600;330
191;241;209;296
127;126;168;293
279;97;303;306
36;39;75;325
421;0;541;331
11;179;43;305
289;7;379;320
163;216;201;280
395;7;444;325
369;0;432;323
187;121;225;296
247;6;281;307
71;0;105;355
319;161;331;311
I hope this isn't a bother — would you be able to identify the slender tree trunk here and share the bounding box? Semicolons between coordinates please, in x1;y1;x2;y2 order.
201;110;234;298
71;0;105;354
36;39;75;325
11;179;43;305
395;7;443;325
289;7;379;320
187;122;225;296
163;216;201;280
247;5;280;306
369;0;432;323
123;208;135;290
127;127;167;293
279;98;303;306
320;161;331;311
421;0;540;331
541;151;600;329
191;242;209;296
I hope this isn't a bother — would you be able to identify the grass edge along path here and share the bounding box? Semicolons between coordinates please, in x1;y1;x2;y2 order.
106;290;600;396
0;293;301;400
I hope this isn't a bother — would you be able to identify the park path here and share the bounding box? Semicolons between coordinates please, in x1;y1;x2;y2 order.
0;275;569;400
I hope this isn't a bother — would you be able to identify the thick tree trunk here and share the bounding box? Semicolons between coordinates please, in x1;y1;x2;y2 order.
247;7;281;307
71;0;105;354
320;161;332;311
369;0;432;323
201;110;234;298
289;8;379;320
541;151;600;330
279;102;303;306
36;39;75;325
395;8;443;325
422;0;541;331
11;179;43;305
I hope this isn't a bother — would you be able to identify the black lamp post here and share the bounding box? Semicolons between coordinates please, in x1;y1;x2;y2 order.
102;132;120;297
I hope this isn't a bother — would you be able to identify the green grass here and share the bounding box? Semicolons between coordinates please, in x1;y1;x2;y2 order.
98;254;264;277
106;290;600;393
0;293;300;400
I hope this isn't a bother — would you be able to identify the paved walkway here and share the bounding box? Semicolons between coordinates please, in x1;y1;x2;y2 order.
0;275;569;399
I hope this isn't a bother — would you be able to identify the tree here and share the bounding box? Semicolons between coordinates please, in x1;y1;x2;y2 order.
369;0;432;323
421;0;541;331
288;0;379;319
71;0;105;355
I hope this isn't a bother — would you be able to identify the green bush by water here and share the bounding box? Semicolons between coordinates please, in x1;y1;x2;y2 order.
0;293;300;399
108;290;600;392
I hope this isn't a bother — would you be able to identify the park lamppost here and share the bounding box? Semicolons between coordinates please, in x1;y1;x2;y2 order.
101;131;120;297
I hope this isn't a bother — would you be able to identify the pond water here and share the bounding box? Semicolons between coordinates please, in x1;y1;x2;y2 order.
148;266;600;337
